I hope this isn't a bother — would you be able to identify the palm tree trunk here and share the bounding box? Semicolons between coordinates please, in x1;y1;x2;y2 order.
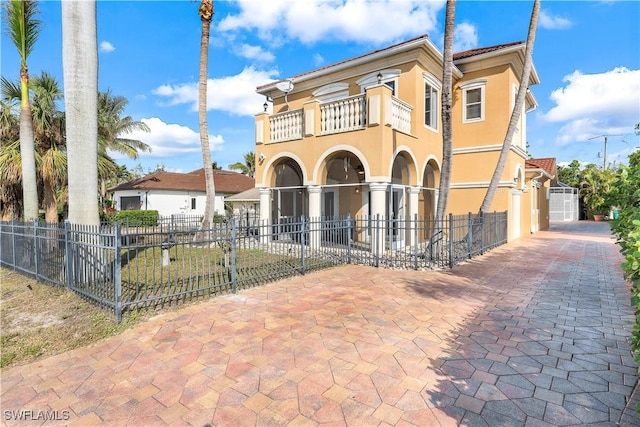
19;75;39;221
479;0;539;213
435;0;456;225
62;0;99;226
198;0;216;231
42;177;58;223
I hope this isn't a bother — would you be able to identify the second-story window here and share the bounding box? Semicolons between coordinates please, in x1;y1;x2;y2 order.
462;81;486;123
424;83;438;130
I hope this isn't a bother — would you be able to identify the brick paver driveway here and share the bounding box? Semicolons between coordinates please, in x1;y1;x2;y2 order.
1;221;638;426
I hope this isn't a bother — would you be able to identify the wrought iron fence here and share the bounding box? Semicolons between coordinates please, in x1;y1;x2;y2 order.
0;211;507;322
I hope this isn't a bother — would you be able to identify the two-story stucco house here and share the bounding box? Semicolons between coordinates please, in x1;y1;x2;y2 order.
254;35;548;248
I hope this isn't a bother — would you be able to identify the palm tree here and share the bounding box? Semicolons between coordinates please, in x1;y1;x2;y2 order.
30;72;66;223
4;0;41;221
229;151;255;178
0;81;23;220
97;90;150;202
434;0;456;226
62;0;99;226
479;0;539;213
198;0;216;231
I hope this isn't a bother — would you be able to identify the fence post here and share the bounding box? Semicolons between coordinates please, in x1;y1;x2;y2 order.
347;214;352;265
467;212;473;259
231;218;237;294
11;220;17;270
64;221;73;288
114;222;122;323
479;211;485;255
33;219;39;280
300;216;306;275
491;211;498;246
448;213;454;269
413;214;418;270
375;214;380;268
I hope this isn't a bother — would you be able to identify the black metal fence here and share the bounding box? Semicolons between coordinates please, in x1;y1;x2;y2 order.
0;211;507;322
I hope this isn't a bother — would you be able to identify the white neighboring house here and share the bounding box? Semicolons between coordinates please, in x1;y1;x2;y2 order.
109;169;255;217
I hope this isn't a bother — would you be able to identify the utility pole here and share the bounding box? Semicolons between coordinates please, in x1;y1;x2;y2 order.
588;135;612;169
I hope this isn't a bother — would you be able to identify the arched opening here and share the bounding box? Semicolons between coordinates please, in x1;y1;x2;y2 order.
388;154;412;247
321;152;366;218
419;159;440;241
270;159;305;235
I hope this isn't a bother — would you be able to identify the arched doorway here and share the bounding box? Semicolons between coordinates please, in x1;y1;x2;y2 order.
421;160;440;240
321;152;365;219
389;154;412;248
271;159;305;237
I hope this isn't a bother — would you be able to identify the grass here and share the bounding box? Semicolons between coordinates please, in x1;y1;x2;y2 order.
0;267;146;369
0;243;340;369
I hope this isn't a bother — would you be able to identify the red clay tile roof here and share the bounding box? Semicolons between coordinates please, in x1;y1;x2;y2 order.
453;41;525;61
110;169;255;194
257;34;431;91
259;36;526;92
526;157;557;176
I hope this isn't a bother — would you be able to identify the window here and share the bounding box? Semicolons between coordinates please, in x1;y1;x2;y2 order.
465;88;483;121
461;80;487;123
424;82;438;130
121;196;141;210
191;197;196;210
356;69;400;96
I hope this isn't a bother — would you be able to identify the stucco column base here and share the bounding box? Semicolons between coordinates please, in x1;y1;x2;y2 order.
259;188;271;244
369;183;388;254
307;186;322;249
408;186;421;247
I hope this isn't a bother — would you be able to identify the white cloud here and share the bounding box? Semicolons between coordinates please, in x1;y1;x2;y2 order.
99;41;116;53
118;117;224;158
217;0;445;46
453;22;478;52
313;53;324;67
152;66;280;116
539;10;573;30
235;44;275;63
542;67;640;145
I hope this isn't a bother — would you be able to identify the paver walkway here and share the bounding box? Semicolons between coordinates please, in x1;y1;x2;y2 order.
1;221;638;426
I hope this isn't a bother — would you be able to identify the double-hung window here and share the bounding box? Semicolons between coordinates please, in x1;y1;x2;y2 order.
424;83;438;130
461;80;487;123
423;72;441;131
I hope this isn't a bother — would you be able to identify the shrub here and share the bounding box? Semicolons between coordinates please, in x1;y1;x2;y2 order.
110;210;159;226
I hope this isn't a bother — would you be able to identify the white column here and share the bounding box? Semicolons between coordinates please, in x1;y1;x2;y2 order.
259;188;271;244
408;186;421;246
307;186;321;249
369;183;388;253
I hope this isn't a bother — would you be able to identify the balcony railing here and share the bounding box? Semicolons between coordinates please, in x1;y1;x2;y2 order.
392;97;412;134
263;93;413;144
320;94;366;135
270;109;303;143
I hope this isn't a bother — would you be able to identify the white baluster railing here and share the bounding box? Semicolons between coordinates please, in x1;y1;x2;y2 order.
269;109;303;143
320;94;366;135
391;97;412;134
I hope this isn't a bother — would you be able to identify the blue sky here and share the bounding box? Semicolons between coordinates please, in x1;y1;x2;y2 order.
2;0;639;174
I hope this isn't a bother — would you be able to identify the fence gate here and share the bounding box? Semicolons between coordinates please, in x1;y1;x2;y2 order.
549;187;579;221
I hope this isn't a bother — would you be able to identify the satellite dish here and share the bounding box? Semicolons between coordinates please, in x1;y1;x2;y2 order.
276;80;294;93
275;80;294;111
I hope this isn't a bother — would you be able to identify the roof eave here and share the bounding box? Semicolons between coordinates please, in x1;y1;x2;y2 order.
257;36;462;95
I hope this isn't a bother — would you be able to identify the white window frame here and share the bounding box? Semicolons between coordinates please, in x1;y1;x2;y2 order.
357;69;400;96
423;72;441;132
461;79;487;123
313;82;349;103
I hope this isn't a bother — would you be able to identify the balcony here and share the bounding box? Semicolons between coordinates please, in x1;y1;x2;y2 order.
258;85;413;145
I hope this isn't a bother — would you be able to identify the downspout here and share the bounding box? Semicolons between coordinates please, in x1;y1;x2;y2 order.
145;191;149;210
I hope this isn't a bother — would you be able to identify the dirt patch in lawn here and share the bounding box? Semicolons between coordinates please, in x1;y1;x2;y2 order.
0;268;146;369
